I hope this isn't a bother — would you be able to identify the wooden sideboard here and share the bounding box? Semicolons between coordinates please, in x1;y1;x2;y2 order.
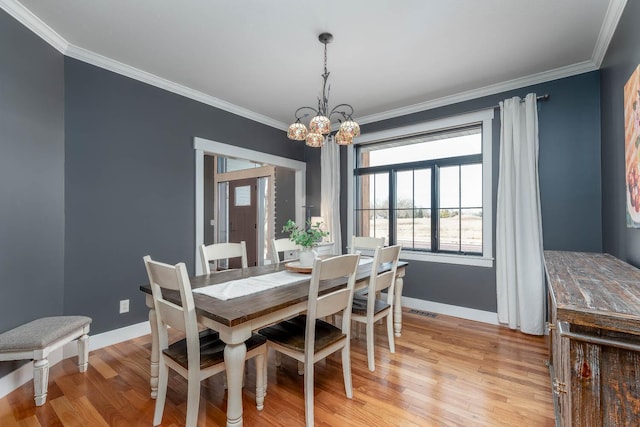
544;251;640;426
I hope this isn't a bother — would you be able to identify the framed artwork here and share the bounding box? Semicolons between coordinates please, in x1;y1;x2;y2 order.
625;64;640;227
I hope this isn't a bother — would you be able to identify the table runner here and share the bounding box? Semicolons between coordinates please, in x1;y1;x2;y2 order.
193;270;309;301
193;258;373;301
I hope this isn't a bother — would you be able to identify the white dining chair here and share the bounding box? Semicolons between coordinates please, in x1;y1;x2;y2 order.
200;241;248;273
351;245;401;372
143;255;267;427
258;254;360;427
349;236;385;254
271;237;301;264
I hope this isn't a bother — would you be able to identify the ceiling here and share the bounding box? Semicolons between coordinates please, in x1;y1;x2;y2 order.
3;0;627;130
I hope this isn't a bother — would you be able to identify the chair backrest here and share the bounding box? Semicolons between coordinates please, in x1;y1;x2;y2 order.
305;254;360;350
350;236;385;254
200;241;248;274
143;255;200;366
365;245;401;313
271;238;301;264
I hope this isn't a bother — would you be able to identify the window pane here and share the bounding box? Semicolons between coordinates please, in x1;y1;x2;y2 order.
439;166;460;209
396;171;414;210
357;173;388;242
370;211;389;243
360;127;481;167
439;208;460;252
414;209;431;250
461;164;482;208
415;169;431;209
461;208;482;254
395;169;431;251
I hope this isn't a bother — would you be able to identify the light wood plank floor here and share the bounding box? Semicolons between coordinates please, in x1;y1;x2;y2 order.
0;310;555;426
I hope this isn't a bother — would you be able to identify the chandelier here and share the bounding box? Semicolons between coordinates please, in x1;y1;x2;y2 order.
287;33;360;148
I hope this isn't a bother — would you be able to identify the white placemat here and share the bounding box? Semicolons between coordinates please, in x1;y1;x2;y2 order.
193;270;308;301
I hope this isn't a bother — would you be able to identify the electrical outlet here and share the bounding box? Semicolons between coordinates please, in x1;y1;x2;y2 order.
119;299;130;314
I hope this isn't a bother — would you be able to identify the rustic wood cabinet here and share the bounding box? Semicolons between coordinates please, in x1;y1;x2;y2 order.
545;251;640;426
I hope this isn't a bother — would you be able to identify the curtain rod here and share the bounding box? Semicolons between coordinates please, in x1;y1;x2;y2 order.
493;94;550;109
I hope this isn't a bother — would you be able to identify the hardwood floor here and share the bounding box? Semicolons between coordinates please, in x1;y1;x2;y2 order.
0;310;555;426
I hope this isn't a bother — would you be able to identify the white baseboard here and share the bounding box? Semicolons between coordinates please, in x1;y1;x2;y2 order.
0;321;150;400
400;295;499;325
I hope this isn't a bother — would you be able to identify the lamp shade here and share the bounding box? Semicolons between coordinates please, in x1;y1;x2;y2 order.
339;119;360;138
309;115;331;135
335;130;353;145
287;122;308;141
305;132;324;147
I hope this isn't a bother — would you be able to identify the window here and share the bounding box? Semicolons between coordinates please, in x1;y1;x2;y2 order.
348;109;494;267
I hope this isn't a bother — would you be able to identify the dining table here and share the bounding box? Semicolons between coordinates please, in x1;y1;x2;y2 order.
139;257;407;427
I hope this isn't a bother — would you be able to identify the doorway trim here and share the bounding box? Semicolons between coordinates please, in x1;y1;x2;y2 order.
194;137;306;274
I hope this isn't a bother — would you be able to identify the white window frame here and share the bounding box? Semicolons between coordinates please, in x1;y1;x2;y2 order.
347;109;495;267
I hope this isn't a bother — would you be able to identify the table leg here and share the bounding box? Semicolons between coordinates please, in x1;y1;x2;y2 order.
224;342;247;427
394;271;405;337
149;308;159;399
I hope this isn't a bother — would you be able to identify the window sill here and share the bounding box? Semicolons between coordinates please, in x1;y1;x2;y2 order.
399;250;494;267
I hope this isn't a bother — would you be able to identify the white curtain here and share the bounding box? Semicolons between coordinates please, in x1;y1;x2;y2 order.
496;93;545;335
320;139;342;253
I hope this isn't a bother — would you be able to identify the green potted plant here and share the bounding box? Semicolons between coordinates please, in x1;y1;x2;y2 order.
283;219;329;267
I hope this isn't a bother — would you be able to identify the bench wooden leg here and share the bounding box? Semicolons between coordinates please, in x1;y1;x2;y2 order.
33;358;49;406
78;333;89;372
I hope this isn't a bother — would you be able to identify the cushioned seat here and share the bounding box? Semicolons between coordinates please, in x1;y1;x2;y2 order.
258;315;344;353
351;296;390;317
164;330;267;370
0;316;91;352
0;315;92;406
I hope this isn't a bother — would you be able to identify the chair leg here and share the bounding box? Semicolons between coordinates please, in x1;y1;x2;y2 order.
153;360;169;426
303;359;315;427
298;360;304;376
77;333;89;372
386;312;395;354
185;371;201;427
275;351;282;367
33;358;49;406
255;352;265;411
366;321;375;372
341;342;353;399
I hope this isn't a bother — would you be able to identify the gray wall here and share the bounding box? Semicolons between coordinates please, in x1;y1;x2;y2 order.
601;0;640;267
0;10;65;330
324;71;602;312
0;10;65;375
64;58;304;334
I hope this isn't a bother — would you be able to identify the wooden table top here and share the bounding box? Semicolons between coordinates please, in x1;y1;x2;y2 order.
544;250;640;335
140;260;407;328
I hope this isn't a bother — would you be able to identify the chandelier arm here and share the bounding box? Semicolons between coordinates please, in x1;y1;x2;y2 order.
294;106;319;121
328;103;355;121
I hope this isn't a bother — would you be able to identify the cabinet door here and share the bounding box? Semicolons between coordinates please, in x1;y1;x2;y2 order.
569;330;640;426
569;336;601;426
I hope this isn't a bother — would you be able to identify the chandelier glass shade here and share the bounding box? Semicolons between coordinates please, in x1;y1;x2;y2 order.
287;32;360;148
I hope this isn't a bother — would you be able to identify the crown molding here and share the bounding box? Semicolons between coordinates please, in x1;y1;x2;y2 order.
356;60;598;125
65;44;288;131
1;0;288;131
0;0;68;53
592;0;628;67
2;0;624;130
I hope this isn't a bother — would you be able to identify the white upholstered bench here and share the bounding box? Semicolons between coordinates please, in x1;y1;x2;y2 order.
0;316;92;406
